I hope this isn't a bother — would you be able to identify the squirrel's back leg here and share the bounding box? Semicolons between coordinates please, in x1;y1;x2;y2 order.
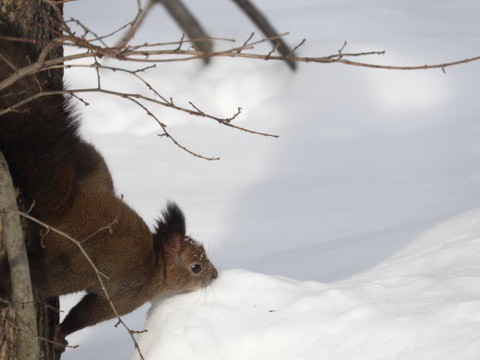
54;290;143;353
54;292;113;353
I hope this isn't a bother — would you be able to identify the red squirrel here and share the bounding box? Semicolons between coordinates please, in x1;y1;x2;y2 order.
0;20;218;354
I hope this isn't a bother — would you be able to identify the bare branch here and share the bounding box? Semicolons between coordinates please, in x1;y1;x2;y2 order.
335;56;480;71
2;25;479;160
288;38;306;57
237;32;255;53
116;0;152;49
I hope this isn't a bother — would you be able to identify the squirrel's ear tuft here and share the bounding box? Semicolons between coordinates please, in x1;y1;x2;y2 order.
153;201;186;241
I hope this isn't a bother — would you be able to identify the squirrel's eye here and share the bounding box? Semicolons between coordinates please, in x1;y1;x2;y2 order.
191;264;202;274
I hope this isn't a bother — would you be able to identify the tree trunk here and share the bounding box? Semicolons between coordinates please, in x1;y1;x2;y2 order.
0;1;64;359
0;153;39;359
0;0;64;87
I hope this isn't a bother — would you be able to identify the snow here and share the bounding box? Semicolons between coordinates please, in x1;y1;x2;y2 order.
59;0;480;359
130;210;480;360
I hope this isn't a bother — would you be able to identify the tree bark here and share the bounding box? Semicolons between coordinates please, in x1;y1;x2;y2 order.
0;0;64;87
0;152;39;360
0;1;64;359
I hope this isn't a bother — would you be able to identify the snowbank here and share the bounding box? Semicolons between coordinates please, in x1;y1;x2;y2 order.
134;209;480;360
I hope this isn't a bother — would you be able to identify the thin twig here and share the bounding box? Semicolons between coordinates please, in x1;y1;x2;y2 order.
237;32;255;53
287;38;306;57
80;195;123;244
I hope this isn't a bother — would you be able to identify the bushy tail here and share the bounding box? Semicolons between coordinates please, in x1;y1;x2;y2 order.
0;23;80;214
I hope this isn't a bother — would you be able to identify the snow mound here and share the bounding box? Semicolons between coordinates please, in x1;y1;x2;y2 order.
133;209;480;360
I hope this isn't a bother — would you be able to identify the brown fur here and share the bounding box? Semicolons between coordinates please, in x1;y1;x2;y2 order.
0;24;218;354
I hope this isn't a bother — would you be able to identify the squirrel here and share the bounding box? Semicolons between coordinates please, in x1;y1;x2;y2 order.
0;20;218;354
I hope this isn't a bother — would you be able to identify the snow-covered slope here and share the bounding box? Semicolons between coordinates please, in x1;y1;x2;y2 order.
134;209;480;360
60;0;480;359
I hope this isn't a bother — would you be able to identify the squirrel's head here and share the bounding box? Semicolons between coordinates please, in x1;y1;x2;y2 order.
152;202;218;292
